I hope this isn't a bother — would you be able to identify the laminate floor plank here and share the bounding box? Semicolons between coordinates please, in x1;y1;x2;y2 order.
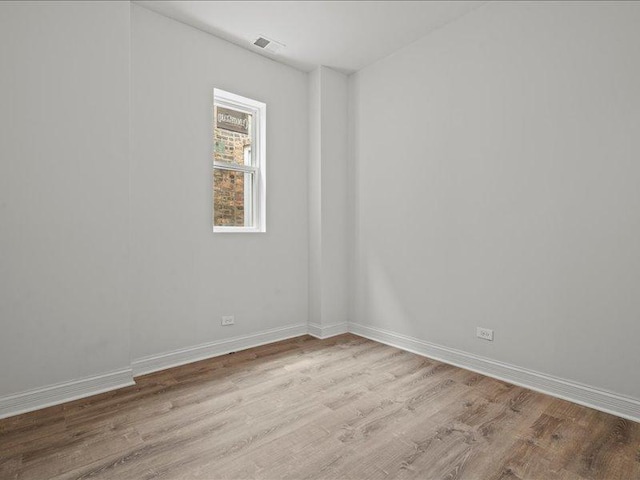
1;334;638;479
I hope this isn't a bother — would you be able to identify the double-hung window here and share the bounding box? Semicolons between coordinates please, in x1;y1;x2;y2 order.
213;89;266;232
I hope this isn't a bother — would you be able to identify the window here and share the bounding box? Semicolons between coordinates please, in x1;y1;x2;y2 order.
213;89;266;232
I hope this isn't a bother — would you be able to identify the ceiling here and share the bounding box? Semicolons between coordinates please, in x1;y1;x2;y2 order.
135;1;484;74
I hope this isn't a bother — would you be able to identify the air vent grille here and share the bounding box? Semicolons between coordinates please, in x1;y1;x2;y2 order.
252;35;285;54
253;37;270;49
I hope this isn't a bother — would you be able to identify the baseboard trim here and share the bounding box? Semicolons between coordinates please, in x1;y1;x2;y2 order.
308;322;349;339
348;322;640;423
132;323;308;377
6;322;635;423
0;368;135;420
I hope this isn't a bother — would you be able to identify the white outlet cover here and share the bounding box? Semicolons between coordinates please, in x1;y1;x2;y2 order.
221;315;235;326
476;327;494;341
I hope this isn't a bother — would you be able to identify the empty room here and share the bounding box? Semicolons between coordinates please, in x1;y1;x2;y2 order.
1;1;639;479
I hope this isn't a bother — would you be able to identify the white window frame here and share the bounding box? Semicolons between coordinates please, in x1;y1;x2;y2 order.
213;88;266;233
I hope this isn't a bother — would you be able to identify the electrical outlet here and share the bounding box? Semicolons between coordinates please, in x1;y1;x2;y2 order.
476;327;494;341
221;315;235;326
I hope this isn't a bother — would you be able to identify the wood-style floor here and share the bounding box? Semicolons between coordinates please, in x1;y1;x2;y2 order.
1;334;638;480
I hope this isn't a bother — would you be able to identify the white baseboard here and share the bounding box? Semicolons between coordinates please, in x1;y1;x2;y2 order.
308;322;349;339
348;322;640;423
132;323;308;377
0;323;309;420
0;368;134;420
5;321;636;424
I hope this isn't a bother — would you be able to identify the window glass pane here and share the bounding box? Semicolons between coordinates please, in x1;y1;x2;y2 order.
214;106;253;166
213;168;253;227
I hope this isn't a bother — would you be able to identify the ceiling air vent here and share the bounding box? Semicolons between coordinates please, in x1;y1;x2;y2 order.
252;36;285;54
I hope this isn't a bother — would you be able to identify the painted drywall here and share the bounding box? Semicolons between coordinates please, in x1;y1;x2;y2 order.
308;69;322;327
308;67;350;331
130;5;309;360
350;1;640;399
319;68;349;327
0;2;131;395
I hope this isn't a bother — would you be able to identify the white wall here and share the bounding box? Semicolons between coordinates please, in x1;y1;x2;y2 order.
130;5;309;360
320;68;349;328
350;1;640;399
0;2;131;395
308;67;350;332
308;69;322;326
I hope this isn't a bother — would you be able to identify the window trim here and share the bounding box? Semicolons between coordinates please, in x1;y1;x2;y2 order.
213;88;266;233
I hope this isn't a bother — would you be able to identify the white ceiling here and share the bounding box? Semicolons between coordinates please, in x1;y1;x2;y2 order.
135;1;484;74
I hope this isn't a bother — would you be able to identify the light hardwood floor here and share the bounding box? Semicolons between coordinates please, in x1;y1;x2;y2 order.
1;334;638;480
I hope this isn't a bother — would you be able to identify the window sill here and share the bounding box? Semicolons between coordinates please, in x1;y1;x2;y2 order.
213;226;265;233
